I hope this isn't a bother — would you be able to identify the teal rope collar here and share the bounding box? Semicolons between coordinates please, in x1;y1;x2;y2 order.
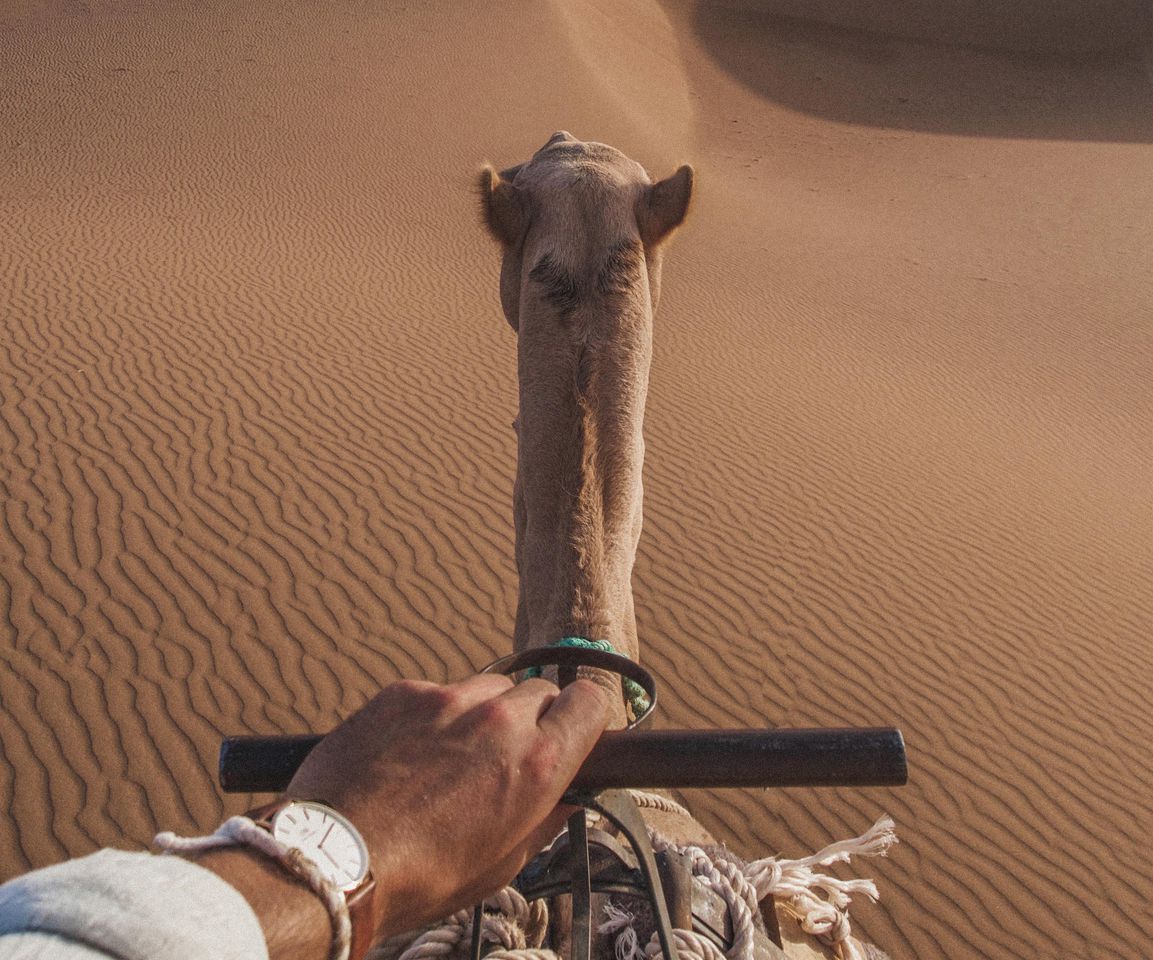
524;637;652;719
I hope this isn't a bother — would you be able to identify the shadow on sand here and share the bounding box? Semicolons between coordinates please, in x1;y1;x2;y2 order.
684;0;1153;141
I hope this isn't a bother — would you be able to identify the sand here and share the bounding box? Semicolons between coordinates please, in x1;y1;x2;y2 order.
2;1;1151;957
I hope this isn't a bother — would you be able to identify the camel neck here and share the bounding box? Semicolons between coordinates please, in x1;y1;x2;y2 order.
512;308;652;665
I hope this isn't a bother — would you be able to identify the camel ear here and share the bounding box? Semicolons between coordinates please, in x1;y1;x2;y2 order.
479;165;527;246
639;164;694;247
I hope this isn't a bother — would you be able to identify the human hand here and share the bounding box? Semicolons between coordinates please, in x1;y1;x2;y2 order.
285;673;610;937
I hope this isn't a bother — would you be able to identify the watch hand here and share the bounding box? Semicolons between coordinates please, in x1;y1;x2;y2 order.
322;849;341;871
318;823;335;849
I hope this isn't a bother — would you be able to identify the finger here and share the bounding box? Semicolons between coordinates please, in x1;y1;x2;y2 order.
494;676;561;721
443;671;517;710
516;805;578;870
483;805;572;891
347;675;508;728
361;674;514;732
537;677;611;748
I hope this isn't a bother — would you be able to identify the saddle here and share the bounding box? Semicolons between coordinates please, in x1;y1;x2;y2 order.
470;647;789;960
483;786;789;960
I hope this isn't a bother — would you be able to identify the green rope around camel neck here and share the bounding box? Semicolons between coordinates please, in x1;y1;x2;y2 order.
523;637;651;719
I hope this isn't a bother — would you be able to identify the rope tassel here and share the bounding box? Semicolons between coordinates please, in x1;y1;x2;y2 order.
744;815;898;907
744;816;898;960
600;903;645;960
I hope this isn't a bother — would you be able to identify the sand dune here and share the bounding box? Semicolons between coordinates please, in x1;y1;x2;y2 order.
2;1;1151;958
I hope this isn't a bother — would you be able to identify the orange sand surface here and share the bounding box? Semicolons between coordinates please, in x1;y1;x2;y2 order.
3;2;1152;957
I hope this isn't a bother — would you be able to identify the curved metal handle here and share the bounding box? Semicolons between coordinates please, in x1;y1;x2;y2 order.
480;646;658;728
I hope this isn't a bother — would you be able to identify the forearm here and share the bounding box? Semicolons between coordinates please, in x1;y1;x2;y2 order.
0;849;269;960
0;676;605;960
192;847;334;960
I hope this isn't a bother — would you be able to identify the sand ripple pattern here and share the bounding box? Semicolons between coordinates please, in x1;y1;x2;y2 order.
3;3;1153;960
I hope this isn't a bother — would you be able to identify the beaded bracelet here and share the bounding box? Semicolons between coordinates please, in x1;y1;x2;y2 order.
155;816;352;960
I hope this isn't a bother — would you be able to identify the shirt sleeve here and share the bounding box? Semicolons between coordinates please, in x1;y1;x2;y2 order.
0;849;269;960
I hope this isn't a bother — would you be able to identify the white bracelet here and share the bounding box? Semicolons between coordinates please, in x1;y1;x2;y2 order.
155;816;352;960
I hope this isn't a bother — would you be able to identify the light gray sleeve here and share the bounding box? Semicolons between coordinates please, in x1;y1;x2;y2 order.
0;849;269;960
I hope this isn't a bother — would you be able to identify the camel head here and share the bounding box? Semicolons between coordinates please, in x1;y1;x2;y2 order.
480;131;693;332
479;131;693;684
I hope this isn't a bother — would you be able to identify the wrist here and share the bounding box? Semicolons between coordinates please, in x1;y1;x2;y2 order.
251;798;378;959
278;791;403;937
191;844;333;960
156;802;379;960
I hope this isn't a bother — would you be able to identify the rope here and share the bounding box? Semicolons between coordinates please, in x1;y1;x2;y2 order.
626;791;693;819
396;889;556;960
522;637;651;718
394;805;897;960
393;910;472;960
155;816;352;960
645;835;760;960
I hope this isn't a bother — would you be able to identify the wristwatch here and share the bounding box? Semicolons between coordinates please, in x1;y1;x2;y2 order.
249;799;377;960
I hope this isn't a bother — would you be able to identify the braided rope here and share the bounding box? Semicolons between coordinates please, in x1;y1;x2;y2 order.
393;910;473;960
155;815;352;960
645;929;728;960
646;835;760;960
626;791;694;820
395;889;557;960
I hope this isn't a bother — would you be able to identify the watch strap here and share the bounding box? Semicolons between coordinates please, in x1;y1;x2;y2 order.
247;799;378;960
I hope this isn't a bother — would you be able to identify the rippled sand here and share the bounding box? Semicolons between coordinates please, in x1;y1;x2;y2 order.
3;2;1151;957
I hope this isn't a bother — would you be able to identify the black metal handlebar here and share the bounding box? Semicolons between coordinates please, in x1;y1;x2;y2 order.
219;726;907;794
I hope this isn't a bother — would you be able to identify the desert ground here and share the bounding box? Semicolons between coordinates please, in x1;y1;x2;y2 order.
2;1;1151;958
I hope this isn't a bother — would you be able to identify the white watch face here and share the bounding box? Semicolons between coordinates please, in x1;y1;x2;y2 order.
271;801;370;892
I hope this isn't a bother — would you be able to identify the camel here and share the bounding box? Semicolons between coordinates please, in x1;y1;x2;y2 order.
471;132;894;960
480;130;684;708
379;132;894;960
